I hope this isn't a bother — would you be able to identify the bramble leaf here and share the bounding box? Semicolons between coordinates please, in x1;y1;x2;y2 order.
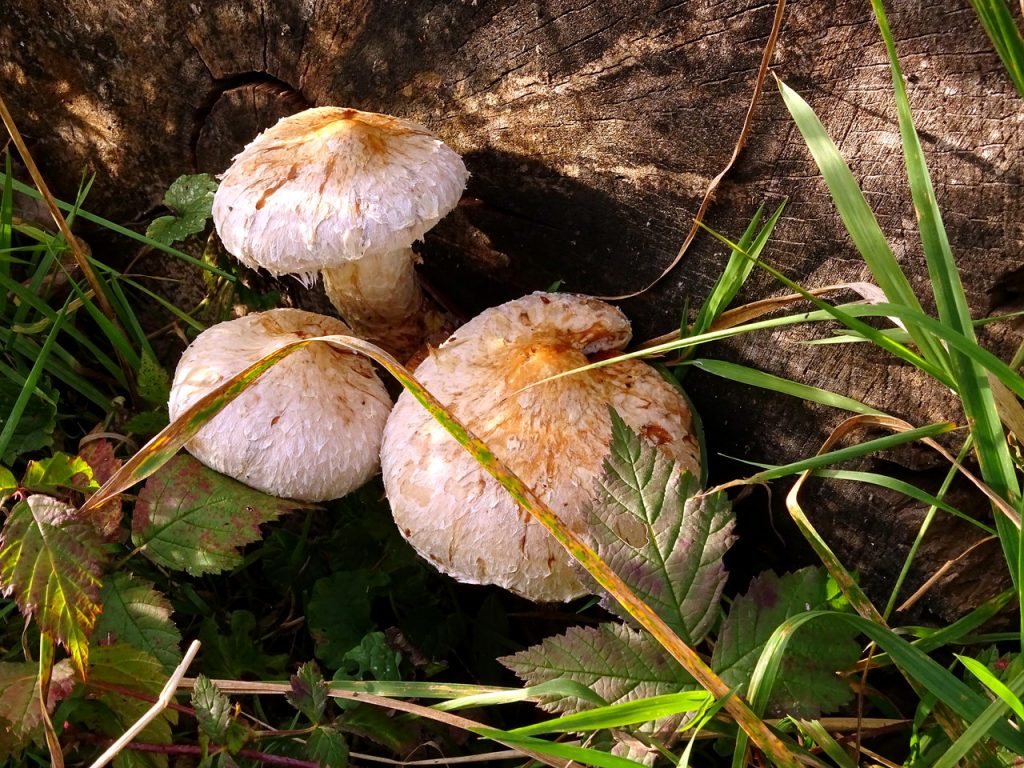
0;495;105;674
95;573;182;672
198;610;288;680
132;455;302;575
501;622;695;717
191;674;232;742
0;660;74;758
77;438;124;539
0;466;16;504
712;566;860;717
145;174;218;246
83;644;177;768
0;377;57;465
137;350;171;407
288;662;329;724
23;452;97;496
307;725;349;768
307;570;390;667
341;632;402;681
587;412;734;644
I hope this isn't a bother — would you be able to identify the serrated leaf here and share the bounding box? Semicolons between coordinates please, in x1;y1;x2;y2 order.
145;174;218;246
123;410;170;436
23;452;98;496
0;377;57;465
132;455;301;575
501;622;695;717
0;660;74;757
137;350;171;407
77;439;124;539
191;674;232;741
588;412;734;644
712;567;860;717
288;662;329;724
95;573;183;672
198;610;288;679
84;644;177;768
307;570;389;668
341;632;402;681
0;495;105;674
0;663;41;741
307;725;349;768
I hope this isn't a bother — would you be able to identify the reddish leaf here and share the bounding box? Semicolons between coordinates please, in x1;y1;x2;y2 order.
78;438;124;540
132;455;304;575
0;495;106;675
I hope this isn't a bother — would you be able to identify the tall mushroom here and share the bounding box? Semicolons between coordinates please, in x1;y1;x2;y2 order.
168;309;392;502
212;106;468;357
380;292;701;602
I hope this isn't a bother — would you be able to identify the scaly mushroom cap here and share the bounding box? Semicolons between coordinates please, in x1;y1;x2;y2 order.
169;309;392;502
381;293;701;602
212;106;468;279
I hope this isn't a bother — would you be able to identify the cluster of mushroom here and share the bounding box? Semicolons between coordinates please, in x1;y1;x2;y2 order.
169;108;701;602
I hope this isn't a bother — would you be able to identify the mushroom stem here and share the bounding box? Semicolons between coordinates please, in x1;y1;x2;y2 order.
321;247;426;358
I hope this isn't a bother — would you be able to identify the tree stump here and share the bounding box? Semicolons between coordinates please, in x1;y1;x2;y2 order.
3;0;1022;620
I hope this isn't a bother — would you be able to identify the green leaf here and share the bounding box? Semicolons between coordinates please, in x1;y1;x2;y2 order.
501;622;695;717
123;409;170;436
22;452;98;496
288;662;329;724
132;455;302;575
341;632;402;681
587;412;733;645
968;0;1024;97
136;349;171;407
510;690;713;736
0;466;16;503
306;725;349;768
94;573;183;672
0;495;105;674
198;610;289;680
83;644;176;768
712;567;859;717
145;174;218;246
0;663;42;743
191;674;232;742
307;570;390;668
0;377;57;464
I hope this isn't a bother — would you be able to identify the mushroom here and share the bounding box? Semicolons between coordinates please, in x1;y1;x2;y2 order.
380;292;701;602
168;308;392;502
212;106;469;357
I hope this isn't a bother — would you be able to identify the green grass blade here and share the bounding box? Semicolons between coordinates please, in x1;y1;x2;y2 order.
794;720;858;768
9;177;235;280
509;691;712;736
776;77;948;370
814;469;994;535
968;0;1024;96
733;611;1024;763
744;422;954;483
872;0;1024;612
0;304;68;460
684;358;883;415
473;728;646;768
692;202;784;337
435;679;607;711
958;655;1024;721
934;662;1024;768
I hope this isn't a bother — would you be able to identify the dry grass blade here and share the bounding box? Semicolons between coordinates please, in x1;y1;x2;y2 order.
88;640;201;768
0;92;116;323
82;333;799;766
599;0;787;300
896;535;998;614
638;282;884;351
178;678;571;768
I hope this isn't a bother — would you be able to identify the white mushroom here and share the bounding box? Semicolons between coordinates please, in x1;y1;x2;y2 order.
380;292;701;602
168;308;392;502
212;106;468;356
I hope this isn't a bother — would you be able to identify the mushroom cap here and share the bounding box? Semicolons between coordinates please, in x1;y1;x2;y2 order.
169;308;392;502
380;292;701;602
212;106;469;278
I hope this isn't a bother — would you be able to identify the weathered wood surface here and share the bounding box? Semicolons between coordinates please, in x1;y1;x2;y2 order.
3;0;1022;619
